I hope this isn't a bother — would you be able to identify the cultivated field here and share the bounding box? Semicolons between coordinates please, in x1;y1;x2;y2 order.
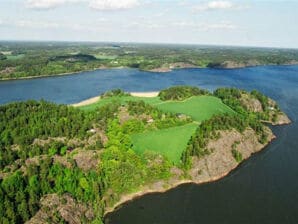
155;96;235;122
131;123;198;164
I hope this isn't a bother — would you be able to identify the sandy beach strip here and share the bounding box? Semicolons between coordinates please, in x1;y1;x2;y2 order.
130;91;159;97
71;96;101;107
71;91;160;107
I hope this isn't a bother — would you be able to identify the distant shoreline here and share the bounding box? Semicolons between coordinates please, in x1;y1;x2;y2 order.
1;63;298;82
0;66;126;82
71;91;160;107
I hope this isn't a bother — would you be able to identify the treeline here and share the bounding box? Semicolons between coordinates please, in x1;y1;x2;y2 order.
181;114;247;169
100;89;130;98
0;100;95;170
0;100;93;146
127;100;191;129
158;86;209;101
213;87;247;114
1;42;298;80
214;87;280;122
0;157;105;223
181;113;268;169
100;119;172;200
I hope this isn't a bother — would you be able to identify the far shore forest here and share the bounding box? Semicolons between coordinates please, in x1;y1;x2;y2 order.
1;42;298;80
0;85;286;223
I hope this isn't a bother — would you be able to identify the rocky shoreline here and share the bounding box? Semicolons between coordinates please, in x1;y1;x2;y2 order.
104;114;290;216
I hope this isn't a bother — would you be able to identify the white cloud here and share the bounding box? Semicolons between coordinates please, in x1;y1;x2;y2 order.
25;0;140;10
202;21;237;30
194;1;246;12
25;0;69;9
125;20;163;29
15;20;61;28
89;0;139;10
172;20;237;31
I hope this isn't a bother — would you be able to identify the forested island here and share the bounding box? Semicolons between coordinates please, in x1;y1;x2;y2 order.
0;86;290;223
1;41;298;80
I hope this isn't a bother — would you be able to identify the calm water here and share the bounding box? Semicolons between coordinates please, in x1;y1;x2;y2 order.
1;66;298;223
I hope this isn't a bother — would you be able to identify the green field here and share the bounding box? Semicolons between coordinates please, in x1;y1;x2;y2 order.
6;54;25;60
93;54;117;60
131;123;198;164
155;96;235;122
80;95;234;122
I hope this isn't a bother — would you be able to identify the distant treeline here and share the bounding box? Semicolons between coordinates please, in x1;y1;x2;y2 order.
1;42;298;79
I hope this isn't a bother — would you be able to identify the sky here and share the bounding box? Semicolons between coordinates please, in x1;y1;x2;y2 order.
0;0;297;48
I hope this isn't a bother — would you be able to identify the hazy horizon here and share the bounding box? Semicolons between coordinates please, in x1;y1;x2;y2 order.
1;0;298;49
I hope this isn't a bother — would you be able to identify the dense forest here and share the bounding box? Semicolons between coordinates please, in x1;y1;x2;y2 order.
1;41;298;79
158;86;209;101
0;86;287;223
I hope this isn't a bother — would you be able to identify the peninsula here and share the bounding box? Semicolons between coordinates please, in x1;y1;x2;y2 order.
0;86;290;223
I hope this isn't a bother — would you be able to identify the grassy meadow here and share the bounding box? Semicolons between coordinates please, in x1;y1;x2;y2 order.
80;95;234;123
155;95;235;122
131;123;198;164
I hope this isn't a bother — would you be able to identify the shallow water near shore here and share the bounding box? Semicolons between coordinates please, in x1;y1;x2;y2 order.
1;65;298;223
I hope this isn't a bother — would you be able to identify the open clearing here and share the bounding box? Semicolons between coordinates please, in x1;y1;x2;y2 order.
131;123;198;164
80;95;234;123
155;96;235;122
6;54;25;60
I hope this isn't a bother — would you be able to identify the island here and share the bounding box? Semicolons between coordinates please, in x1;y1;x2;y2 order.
0;86;290;223
1;42;298;80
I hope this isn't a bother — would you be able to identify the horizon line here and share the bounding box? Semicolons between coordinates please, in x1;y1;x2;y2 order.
0;39;297;51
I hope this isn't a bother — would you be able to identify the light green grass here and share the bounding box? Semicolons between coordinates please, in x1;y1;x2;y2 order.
131;123;198;164
154;96;235;122
93;54;117;60
80;95;235;122
6;54;25;60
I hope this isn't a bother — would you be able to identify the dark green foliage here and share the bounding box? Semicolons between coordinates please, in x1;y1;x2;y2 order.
121;119;145;134
213;87;247;115
232;149;243;163
96;102;120;129
100;89;130;98
0;101;94;169
158;86;209;101
0;158;106;223
183;114;247;165
231;141;242;162
50;54;96;62
0;53;7;60
0;100;92;146
99;119;171;199
127;100;191;129
181;112;267;169
250;89;269;111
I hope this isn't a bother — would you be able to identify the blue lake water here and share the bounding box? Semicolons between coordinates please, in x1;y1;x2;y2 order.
1;65;298;223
